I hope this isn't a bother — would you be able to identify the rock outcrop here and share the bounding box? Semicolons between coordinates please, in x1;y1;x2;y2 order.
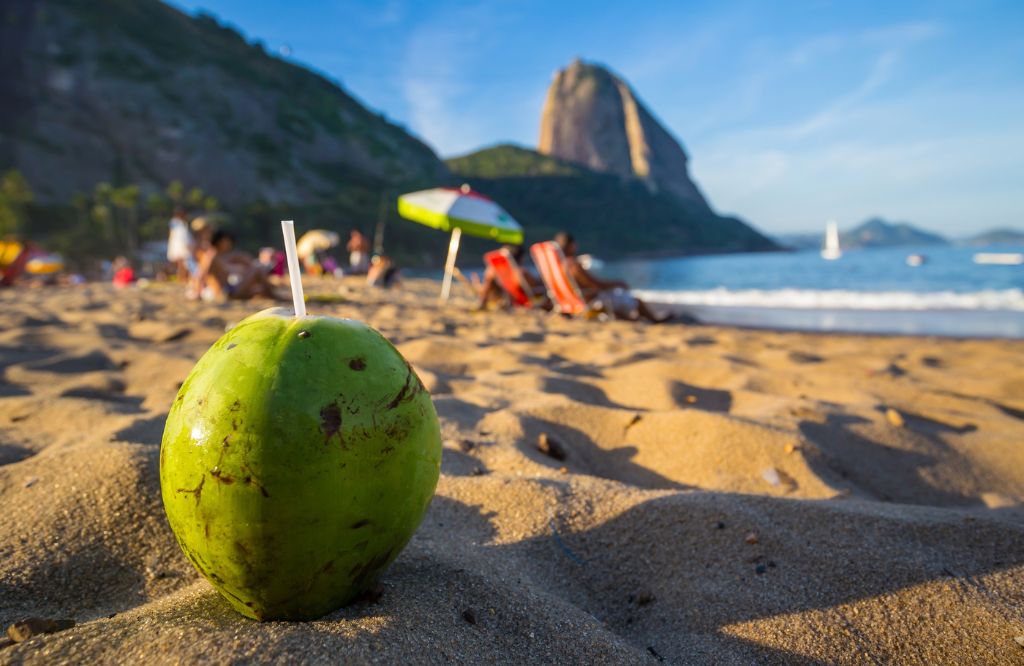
448;144;779;258
538;59;708;207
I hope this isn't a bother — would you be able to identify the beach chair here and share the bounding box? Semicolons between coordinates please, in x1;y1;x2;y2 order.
0;241;33;287
529;241;592;316
483;248;534;308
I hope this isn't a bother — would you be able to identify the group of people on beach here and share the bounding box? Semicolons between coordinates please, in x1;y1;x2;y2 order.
474;231;670;323
164;210;665;321
167;208;277;301
166;209;397;302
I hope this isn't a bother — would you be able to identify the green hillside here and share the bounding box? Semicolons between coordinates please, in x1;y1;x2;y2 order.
1;0;456;267
446;145;777;258
2;2;776;268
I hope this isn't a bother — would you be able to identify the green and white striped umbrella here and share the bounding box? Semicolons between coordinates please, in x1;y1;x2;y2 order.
398;185;522;244
397;185;523;300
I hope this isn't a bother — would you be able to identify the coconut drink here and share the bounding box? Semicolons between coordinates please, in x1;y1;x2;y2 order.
160;221;441;621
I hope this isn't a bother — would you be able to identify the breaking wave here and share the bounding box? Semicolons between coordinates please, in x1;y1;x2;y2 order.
633;288;1024;311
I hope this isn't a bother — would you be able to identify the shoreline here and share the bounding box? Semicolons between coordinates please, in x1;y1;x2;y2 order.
8;278;1024;340
651;302;1024;340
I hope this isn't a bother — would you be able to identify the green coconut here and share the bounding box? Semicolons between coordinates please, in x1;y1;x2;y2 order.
160;308;441;621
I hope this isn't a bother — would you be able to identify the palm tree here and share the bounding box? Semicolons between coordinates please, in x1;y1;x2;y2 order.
110;185;141;255
0;170;34;237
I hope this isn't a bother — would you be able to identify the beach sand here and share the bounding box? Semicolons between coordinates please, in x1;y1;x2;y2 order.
1;279;1023;664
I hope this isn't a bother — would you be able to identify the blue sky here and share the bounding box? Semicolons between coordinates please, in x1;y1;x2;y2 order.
173;0;1024;235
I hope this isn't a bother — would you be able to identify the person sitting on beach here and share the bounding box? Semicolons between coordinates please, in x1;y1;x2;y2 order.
111;256;136;288
192;230;276;301
474;244;548;311
347;230;371;275
366;255;400;288
257;247;286;278
555;232;670;323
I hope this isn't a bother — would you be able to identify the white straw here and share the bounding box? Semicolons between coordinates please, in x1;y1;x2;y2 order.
281;220;306;318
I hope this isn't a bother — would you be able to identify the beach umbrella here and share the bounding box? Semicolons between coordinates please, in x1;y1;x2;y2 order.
397;184;523;301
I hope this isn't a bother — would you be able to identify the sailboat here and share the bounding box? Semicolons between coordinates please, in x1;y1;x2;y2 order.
821;220;842;260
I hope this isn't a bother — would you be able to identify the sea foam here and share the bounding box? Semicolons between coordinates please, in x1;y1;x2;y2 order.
633;288;1024;311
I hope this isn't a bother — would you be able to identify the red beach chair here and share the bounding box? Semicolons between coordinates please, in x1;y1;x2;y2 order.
529;241;591;316
483;248;533;308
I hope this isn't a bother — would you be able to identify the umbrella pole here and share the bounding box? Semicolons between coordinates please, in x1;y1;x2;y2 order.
440;227;462;302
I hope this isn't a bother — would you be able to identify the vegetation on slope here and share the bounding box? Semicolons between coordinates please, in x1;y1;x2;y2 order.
447;144;777;257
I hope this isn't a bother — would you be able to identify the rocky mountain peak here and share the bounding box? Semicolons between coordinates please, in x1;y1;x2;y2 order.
538;59;708;207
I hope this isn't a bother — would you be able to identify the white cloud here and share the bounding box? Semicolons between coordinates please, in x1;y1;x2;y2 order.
399;17;480;154
787;34;846;67
617;14;732;84
643;16;1023;235
861;20;945;45
397;3;536;156
673;19;946;142
692;98;1024;235
785;48;900;139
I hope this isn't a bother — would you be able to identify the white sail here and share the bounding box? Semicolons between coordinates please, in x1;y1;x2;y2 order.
821;220;842;260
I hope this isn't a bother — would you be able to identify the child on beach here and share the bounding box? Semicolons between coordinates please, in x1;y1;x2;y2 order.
166;207;192;282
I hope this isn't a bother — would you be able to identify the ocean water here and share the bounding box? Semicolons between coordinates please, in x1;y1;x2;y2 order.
601;245;1024;338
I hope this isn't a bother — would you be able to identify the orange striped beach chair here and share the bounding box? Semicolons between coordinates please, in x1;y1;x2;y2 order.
529;241;595;316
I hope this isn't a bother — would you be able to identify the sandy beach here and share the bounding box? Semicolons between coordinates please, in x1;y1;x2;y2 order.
1;279;1023;664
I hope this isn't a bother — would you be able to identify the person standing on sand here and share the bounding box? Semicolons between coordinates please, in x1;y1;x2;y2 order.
166;207;192;282
555;231;670;323
347;230;371;274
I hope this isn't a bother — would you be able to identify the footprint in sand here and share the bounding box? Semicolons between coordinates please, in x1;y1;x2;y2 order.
129;321;193;343
95;324;131;340
540;376;629;410
0;345;61;371
991;401;1024;422
0;381;32;398
798;413;980;507
29;351;118;374
874;405;978;435
441;447;489;477
60;386;144;410
113;415;168;445
669;381;732;413
0;442;34;466
516;413;689;491
788;351;824;364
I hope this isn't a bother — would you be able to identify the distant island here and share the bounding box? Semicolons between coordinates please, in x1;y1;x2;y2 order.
841;218;948;249
964;228;1024;246
776;218;949;251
